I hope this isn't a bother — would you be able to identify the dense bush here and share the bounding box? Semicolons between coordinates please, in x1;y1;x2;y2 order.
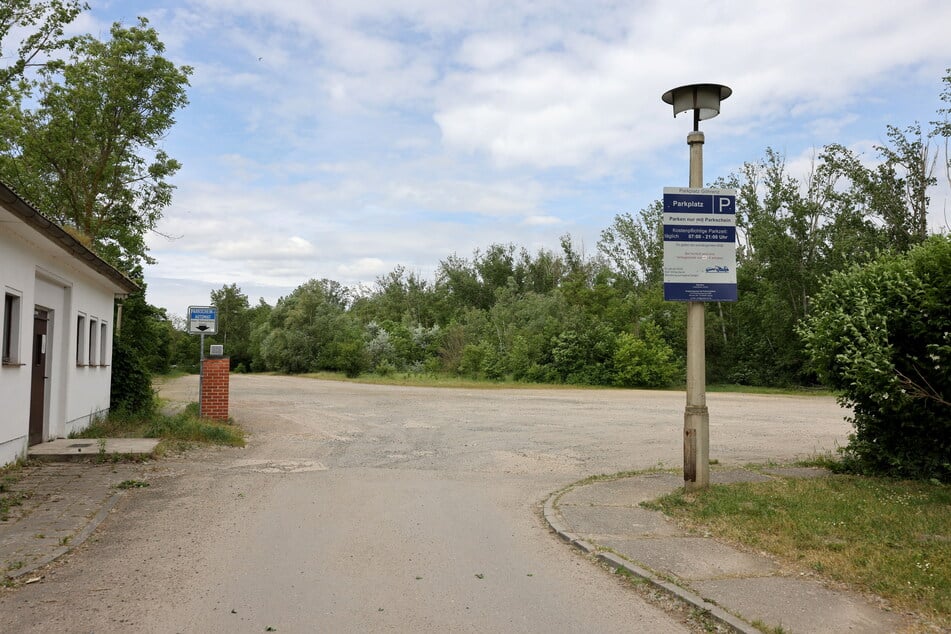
110;337;155;414
613;322;679;388
551;324;616;385
799;236;951;481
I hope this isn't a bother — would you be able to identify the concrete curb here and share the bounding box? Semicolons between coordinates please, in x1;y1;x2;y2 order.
6;489;125;580
542;490;761;634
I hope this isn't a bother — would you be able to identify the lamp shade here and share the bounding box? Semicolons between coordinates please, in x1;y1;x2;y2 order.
662;84;732;121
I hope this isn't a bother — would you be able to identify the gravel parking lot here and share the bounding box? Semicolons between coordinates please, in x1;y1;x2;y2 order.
1;376;851;633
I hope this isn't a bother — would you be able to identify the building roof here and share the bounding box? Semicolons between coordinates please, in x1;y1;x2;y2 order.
0;180;140;295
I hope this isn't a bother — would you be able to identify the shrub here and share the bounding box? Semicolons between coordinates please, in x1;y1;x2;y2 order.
799;236;951;481
335;340;368;378
375;360;396;376
365;322;396;370
550;324;616;385
110;337;155;415
613;322;679;388
458;341;493;378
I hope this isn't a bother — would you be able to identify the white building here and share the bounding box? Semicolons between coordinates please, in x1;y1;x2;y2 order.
0;181;138;467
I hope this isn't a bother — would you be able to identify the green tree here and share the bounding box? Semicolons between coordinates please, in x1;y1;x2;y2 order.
719;147;889;384
210;283;251;370
437;253;491;313
0;0;85;83
352;265;440;327
519;247;566;294
261;279;366;375
245;298;273;372
0;17;191;272
598;201;664;290
877;124;938;245
931;69;951;215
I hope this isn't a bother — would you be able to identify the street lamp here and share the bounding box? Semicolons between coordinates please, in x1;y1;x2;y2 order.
662;83;731;492
662;84;732;132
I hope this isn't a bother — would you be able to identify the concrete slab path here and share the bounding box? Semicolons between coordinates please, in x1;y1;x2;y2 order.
545;469;909;634
1;460;154;579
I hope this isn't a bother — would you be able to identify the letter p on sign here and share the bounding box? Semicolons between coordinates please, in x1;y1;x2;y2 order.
715;195;735;214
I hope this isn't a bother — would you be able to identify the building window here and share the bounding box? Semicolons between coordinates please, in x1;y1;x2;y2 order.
76;314;86;365
2;293;21;364
99;322;108;366
88;318;98;366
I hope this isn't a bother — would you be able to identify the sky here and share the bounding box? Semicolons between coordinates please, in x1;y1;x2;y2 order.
70;0;951;318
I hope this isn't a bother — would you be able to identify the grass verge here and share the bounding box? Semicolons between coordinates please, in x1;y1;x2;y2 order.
704;383;834;397
298;371;608;390
646;473;950;626
73;403;244;449
293;371;833;397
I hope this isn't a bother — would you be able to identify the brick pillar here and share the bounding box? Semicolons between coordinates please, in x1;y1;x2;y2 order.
200;357;230;421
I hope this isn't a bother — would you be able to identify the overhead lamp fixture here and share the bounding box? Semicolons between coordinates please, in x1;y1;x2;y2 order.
662;83;732;131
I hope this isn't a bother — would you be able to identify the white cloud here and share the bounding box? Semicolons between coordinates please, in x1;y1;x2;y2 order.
523;215;563;226
90;0;951;315
208;236;316;261
433;0;951;169
336;258;387;278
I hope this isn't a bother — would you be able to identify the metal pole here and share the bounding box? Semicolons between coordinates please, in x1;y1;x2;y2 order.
684;130;709;491
199;333;205;415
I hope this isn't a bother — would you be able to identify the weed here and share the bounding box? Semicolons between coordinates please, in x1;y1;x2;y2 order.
116;480;149;490
0;490;30;522
73;405;244;448
751;620;790;634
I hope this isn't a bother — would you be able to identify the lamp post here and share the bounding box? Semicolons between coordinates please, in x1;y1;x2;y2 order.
662;83;731;492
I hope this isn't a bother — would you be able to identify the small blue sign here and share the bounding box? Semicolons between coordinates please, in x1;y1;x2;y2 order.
187;305;218;335
190;307;216;320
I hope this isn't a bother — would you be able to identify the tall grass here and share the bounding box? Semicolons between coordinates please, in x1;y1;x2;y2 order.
75;405;244;447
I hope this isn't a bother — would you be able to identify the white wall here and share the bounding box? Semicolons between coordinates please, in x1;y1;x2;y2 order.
62;275;115;437
0;206;121;465
0;214;38;464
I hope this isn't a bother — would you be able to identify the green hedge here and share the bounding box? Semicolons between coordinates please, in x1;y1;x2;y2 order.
800;236;951;481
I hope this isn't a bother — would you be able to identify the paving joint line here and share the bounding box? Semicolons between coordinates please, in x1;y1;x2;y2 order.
542;491;762;634
6;489;126;580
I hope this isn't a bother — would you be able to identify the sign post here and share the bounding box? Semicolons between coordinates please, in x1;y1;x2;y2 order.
661;83;733;492
188;306;218;414
663;185;737;491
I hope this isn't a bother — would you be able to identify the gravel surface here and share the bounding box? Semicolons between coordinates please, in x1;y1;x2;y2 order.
0;375;851;633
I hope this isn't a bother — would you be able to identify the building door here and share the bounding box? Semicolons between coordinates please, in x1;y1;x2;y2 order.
29;309;49;446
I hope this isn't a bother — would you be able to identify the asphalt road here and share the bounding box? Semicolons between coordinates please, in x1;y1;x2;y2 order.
1;375;851;633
